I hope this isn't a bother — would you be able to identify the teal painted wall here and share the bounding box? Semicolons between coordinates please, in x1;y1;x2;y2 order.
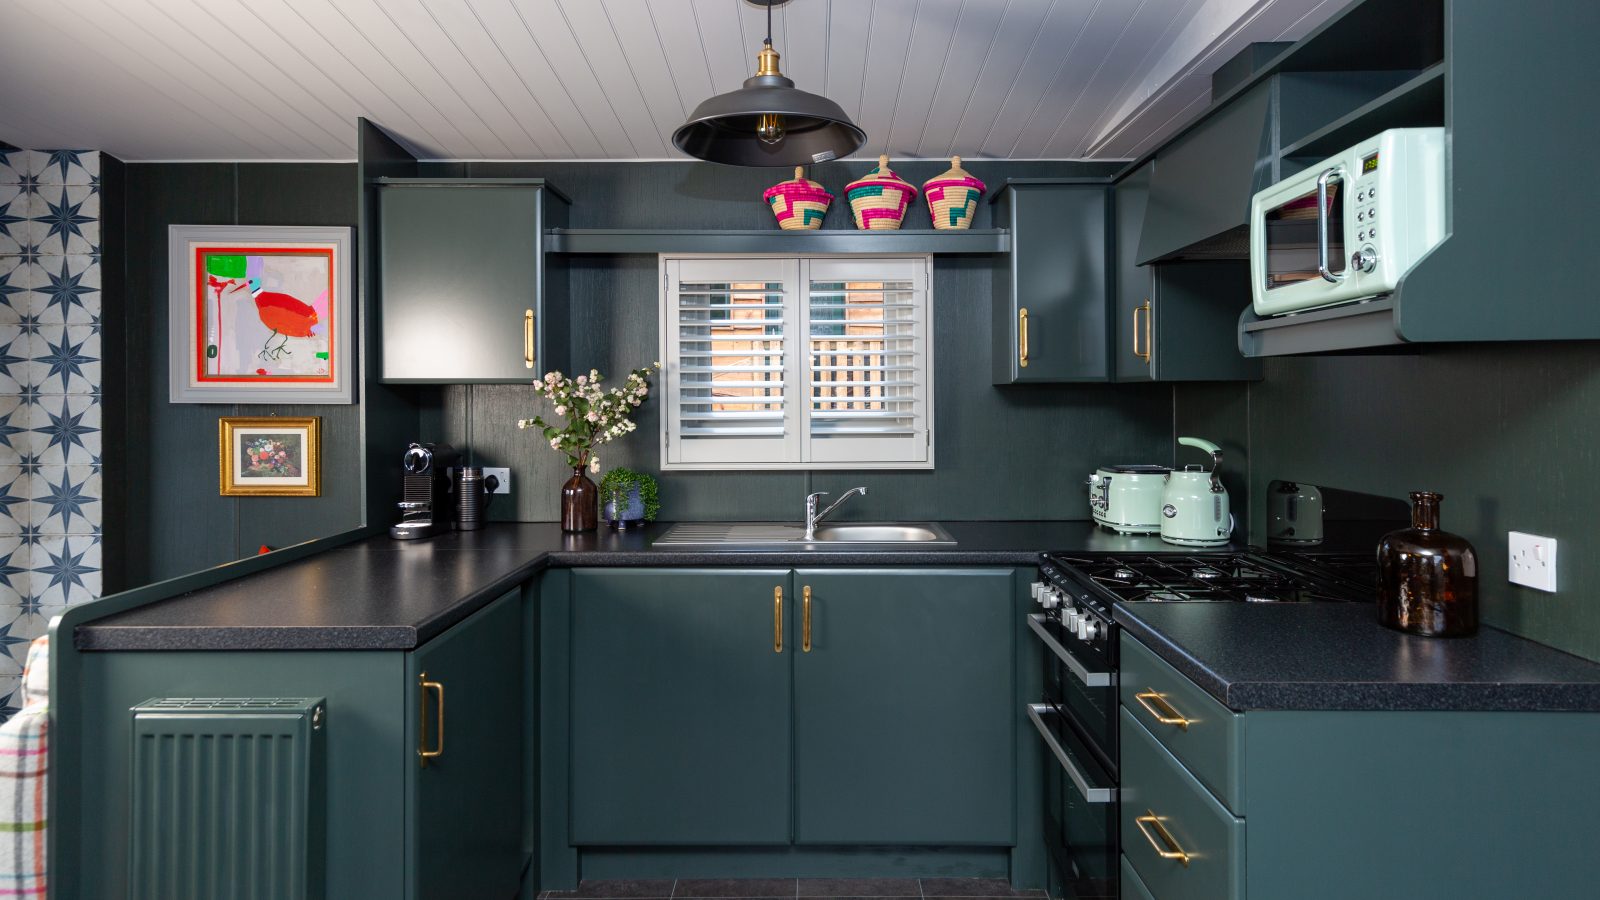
419;160;1183;523
1191;344;1600;663
118;163;363;587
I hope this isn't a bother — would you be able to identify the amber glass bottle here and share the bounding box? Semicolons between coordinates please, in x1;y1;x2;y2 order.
1377;492;1478;637
561;467;599;532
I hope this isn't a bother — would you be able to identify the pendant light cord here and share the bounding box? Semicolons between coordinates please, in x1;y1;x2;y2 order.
766;0;773;46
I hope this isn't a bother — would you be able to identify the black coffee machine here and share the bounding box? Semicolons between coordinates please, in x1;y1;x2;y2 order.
391;443;461;540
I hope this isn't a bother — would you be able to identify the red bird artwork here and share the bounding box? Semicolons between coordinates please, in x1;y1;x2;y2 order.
248;276;319;361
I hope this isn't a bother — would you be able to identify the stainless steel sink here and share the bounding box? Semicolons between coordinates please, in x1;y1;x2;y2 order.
653;521;957;548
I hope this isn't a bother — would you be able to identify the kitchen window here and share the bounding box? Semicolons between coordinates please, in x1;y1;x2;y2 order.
660;255;934;470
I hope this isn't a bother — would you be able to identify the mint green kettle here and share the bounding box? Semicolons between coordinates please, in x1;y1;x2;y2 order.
1160;437;1234;547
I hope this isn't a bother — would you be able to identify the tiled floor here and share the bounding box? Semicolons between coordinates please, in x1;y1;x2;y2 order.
540;878;1048;900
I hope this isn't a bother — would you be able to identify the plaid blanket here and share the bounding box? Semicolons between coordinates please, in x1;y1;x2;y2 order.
0;636;48;897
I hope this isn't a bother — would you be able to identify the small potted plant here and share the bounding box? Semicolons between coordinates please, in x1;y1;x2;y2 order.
599;467;660;529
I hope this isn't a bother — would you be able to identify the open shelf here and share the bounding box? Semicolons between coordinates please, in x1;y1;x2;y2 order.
1238;295;1410;356
1279;63;1446;163
544;228;1010;255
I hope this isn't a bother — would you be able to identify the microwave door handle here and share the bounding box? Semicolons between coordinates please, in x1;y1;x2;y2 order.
1317;166;1345;283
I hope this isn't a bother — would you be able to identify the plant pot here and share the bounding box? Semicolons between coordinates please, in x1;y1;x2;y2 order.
561;467;598;532
603;485;647;529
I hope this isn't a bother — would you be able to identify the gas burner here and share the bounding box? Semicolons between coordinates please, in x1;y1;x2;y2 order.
1112;567;1138;581
1191;567;1225;580
1039;551;1364;606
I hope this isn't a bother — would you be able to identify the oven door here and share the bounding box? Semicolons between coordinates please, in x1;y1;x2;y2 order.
1028;704;1117;899
1027;614;1116;767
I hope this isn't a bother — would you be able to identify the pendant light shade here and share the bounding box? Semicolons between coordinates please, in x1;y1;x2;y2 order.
672;1;866;166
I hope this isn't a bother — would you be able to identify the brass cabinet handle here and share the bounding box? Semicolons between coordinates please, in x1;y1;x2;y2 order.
418;672;445;767
1018;307;1029;368
802;585;813;653
1135;689;1193;731
1133;301;1152;363
774;586;783;653
1135;810;1191;867
524;309;536;368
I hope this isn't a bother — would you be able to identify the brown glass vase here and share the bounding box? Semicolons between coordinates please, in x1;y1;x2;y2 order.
1377;491;1478;637
561;466;598;532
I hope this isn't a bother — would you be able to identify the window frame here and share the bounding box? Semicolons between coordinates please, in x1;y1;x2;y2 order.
659;253;935;472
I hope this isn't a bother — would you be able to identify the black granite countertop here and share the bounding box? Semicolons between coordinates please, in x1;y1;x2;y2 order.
1115;601;1600;712
77;520;1165;652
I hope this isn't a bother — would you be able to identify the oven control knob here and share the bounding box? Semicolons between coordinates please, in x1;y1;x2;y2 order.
1352;245;1379;273
1030;581;1044;601
1064;606;1080;628
1042;588;1063;609
1080;618;1101;641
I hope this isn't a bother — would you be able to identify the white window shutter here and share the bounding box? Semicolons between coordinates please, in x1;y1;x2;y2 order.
661;255;933;471
662;258;800;467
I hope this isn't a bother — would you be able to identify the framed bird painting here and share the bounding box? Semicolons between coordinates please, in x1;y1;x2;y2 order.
168;225;353;403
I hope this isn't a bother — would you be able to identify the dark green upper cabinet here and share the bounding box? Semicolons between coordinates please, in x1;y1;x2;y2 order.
1114;163;1261;383
406;588;526;899
377;179;570;383
992;181;1111;384
792;569;1016;845
1136;82;1272;264
569;568;794;845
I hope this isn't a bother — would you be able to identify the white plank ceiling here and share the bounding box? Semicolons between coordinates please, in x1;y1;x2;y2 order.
0;0;1343;162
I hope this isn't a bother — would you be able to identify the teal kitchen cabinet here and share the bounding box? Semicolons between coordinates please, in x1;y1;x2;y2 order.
54;587;530;900
407;588;528;898
377;178;570;383
1113;163;1260;383
992;181;1111;384
568;568;795;844
1118;632;1600;899
563;567;1020;854
792;569;1015;844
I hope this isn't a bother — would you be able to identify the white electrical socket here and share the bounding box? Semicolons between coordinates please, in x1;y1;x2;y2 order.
1508;531;1557;592
483;467;511;494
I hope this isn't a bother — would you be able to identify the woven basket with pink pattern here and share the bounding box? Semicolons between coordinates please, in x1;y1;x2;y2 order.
845;155;918;231
763;167;833;230
922;157;987;230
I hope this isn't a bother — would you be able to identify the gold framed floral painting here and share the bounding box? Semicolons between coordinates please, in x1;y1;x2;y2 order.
219;417;321;497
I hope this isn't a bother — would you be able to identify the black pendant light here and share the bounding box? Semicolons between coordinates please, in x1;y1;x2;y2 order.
673;0;866;166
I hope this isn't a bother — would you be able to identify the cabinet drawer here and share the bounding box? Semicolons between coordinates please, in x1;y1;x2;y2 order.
1119;633;1244;813
1119;708;1245;900
1119;855;1156;900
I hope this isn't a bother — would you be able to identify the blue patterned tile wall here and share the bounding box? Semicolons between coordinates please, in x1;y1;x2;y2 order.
0;146;100;717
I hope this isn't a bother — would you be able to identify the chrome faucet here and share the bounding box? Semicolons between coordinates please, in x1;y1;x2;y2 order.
805;487;868;540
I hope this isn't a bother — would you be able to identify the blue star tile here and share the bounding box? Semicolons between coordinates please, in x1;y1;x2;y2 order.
38;188;93;253
0;266;25;314
38;469;95;533
15;383;41;405
42;150;84;183
16;451;42;473
16;173;39;196
0;620;29;662
38;258;98;321
17;524;42;544
35;332;95;391
0;690;19;723
15;313;42;337
0;336;28;381
0;404;29;451
0;197;26;247
0;545;25;593
33;401;99;460
38;537;96;597
0;475;26;525
16;595;42;617
15;242;42;266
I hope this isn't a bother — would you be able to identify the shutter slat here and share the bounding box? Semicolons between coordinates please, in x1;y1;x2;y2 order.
673;276;791;450
805;273;927;443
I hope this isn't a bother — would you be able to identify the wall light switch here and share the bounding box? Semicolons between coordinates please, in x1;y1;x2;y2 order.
484;467;511;494
1508;531;1557;592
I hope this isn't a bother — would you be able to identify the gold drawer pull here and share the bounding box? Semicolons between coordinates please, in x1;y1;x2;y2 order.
418;672;445;767
802;585;813;653
524;309;536;368
1018;307;1029;368
1135;689;1193;731
774;586;784;653
1135;810;1191;867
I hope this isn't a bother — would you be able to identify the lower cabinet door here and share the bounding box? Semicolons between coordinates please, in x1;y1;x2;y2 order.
407;588;525;900
1120;855;1158;900
792;568;1017;844
570;568;794;844
1119;707;1245;900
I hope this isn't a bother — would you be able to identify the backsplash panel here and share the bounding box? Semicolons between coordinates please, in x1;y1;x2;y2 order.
1244;343;1600;662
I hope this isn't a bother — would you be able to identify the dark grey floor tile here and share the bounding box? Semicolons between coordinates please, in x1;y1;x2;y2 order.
674;879;798;898
919;879;1041;898
798;879;921;898
548;880;677;899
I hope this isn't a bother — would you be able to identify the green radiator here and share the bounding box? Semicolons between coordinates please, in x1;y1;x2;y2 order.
128;697;327;900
